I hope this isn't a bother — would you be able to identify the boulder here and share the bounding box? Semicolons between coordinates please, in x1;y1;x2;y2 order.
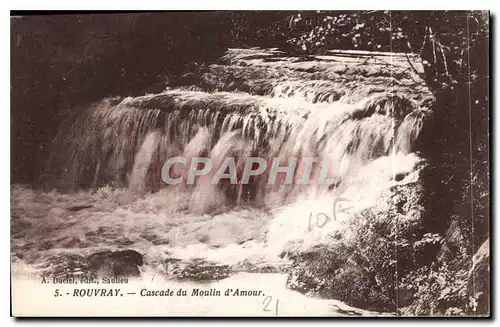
88;250;144;277
41;250;144;280
285;181;426;312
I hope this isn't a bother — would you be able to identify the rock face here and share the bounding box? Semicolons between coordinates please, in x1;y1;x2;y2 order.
285;181;426;312
468;239;490;316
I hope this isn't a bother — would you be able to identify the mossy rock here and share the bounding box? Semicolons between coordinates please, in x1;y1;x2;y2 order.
285;182;427;313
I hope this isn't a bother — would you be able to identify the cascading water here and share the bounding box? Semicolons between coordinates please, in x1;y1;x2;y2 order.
46;61;431;215
12;48;437;315
13;48;434;293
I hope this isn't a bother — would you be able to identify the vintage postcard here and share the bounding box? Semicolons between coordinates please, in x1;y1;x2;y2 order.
11;11;490;317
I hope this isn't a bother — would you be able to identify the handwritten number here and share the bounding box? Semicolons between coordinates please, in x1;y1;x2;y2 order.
316;212;330;228
308;197;352;231
333;197;351;221
308;212;313;231
263;295;279;315
263;295;272;311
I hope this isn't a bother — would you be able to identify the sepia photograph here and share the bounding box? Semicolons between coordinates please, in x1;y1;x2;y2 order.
10;10;490;317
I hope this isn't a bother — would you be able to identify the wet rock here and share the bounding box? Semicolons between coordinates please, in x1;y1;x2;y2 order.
85;230;98;237
468;239;490;316
196;234;210;243
115;237;135;246
68;205;93;212
163;258;231;281
139;233;156;242
286;243;391;311
151;238;170;245
88;250;144;277
61;236;81;248
236;237;254;245
139;233;170;245
394;172;407;182
232;260;290;274
285;182;426;312
39;241;55;251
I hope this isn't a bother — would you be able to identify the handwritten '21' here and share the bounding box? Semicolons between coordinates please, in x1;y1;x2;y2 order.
308;197;352;231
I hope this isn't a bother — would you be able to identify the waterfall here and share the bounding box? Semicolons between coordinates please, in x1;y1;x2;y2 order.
45;49;432;212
